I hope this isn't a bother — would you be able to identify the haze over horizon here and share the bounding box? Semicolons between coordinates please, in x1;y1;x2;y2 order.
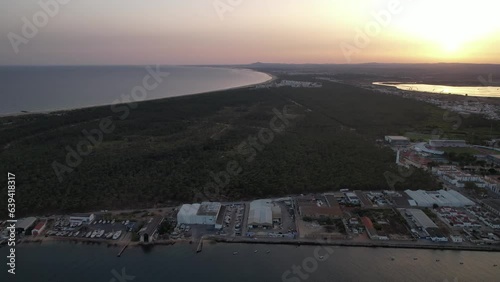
1;0;500;65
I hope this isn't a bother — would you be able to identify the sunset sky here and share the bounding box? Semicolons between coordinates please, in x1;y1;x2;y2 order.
1;0;500;65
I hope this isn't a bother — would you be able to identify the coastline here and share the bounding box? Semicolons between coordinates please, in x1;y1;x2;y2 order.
15;236;500;253
0;67;275;119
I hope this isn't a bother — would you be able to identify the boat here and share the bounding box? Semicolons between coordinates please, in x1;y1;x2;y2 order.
98;220;102;224
112;230;122;240
106;232;113;239
319;256;324;260
111;219;115;224
96;230;105;238
91;230;98;238
254;250;258;253
460;262;464;265
436;259;440;262
233;252;238;255
266;250;271;254
85;231;92;238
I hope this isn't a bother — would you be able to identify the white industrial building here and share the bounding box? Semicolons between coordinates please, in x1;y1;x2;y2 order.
247;199;281;228
405;189;475;207
405;209;438;229
69;213;95;224
177;202;222;225
385;136;410;146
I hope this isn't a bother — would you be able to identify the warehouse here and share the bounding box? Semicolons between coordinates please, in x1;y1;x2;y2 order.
139;215;163;243
405;209;438;229
177;202;222;225
248;199;277;228
404;189;475;207
384;136;410;146
15;217;37;235
69;213;95;224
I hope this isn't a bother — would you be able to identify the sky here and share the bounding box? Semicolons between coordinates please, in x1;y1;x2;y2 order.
1;0;500;65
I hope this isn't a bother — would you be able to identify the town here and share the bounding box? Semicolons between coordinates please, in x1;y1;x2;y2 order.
2;134;500;254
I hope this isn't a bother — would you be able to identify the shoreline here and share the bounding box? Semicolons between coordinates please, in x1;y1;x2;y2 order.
16;235;500;253
210;237;500;253
0;67;275;119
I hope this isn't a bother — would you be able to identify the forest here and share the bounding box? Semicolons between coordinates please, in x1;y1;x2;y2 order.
2;74;499;218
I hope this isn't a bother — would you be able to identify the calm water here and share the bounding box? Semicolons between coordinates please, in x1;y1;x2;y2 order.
1;242;499;282
373;82;500;97
0;66;272;116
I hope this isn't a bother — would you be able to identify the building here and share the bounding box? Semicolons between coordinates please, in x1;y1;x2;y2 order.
361;216;379;240
404;189;475;207
32;221;47;236
426;227;449;242
139;216;163;243
414;142;444;155
405;209;438;229
345;192;360;205
385;136;410;146
176;202;222;225
429;140;467;147
15;217;37;235
450;235;463;243
69;213;95;224
247;199;276;228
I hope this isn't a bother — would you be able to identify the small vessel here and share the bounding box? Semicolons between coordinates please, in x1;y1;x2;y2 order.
413;257;418;260
436;259;440;262
460;262;464;265
391;257;395;261
266;250;271;254
254;250;258;253
96;230;105;238
319;256;324;260
494;264;498;267
112;230;122;240
233;252;238;255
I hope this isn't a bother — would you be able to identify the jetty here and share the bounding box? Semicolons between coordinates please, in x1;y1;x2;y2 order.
196;238;203;253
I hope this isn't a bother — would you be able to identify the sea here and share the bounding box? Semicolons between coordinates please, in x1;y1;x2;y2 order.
1;242;499;282
0;66;272;116
373;82;500;97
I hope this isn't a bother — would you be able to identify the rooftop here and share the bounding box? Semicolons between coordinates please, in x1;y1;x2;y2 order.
406;209;438;229
197;202;222;216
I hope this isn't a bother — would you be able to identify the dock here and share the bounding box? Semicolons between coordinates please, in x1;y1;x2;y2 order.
196;239;203;253
117;243;128;257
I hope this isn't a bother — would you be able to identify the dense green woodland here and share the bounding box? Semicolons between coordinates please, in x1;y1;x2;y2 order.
2;76;499;218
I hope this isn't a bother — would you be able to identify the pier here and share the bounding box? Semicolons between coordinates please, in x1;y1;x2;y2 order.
196;239;203;253
117;244;128;257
